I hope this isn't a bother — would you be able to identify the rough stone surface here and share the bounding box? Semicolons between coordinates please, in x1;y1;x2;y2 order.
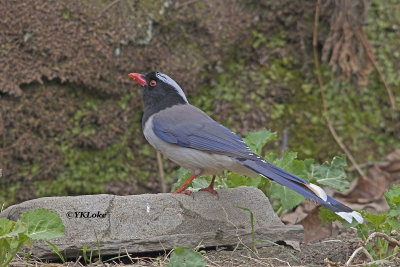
0;186;303;259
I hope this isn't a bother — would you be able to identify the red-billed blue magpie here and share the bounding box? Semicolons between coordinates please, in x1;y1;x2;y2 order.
129;71;363;224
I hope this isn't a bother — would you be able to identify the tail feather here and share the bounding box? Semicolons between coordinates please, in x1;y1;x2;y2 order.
241;158;363;224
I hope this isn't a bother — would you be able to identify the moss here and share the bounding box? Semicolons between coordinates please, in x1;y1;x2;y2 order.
34;90;149;197
7;87;151;200
0;182;21;205
34;141;143;197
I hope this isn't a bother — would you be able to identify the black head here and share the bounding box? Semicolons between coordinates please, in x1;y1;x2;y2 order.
129;71;189;126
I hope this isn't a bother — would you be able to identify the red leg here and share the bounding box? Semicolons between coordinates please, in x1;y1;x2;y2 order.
173;174;198;194
199;175;217;195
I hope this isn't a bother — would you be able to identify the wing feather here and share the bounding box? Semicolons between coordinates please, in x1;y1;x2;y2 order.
152;105;253;159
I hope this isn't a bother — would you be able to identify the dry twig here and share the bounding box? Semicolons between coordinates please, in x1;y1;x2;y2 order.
324;257;341;266
345;246;374;266
391;230;400;237
365;232;400;247
345;231;400;266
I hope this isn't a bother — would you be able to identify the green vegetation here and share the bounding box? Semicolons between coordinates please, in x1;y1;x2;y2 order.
357;185;400;261
35;141;138;196
82;244;93;265
46;240;65;263
172;128;399;263
0;209;64;267
167;246;206;267
236;206;255;251
192;52;398;164
189;1;399;165
32;90;148;198
319;184;400;263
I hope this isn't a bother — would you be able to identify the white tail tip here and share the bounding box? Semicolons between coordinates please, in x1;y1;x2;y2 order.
336;211;364;224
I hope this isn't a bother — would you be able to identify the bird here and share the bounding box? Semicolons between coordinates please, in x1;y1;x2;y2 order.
128;71;363;224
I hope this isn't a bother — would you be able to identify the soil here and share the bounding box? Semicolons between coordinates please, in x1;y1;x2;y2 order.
11;229;399;267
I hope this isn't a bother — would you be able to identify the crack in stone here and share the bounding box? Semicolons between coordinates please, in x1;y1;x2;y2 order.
103;195;116;239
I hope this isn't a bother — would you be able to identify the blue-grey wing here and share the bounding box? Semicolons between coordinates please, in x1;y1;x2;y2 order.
151;104;253;159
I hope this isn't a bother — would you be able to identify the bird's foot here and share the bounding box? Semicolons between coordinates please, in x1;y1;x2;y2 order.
199;175;217;195
172;189;192;195
198;175;217;195
171;173;198;196
199;186;217;195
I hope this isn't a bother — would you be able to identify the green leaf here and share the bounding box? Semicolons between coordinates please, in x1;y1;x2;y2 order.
0;218;13;236
269;152;307;210
20;209;64;240
46;240;65;263
384;184;400;216
225;172;262;188
274;152;308;177
1;231;31;267
365;213;387;232
192;177;213;190
82;244;89;264
270;183;306;210
318;207;341;225
167;246;206;267
309;156;349;191
236;206;255;250
385;217;400;232
319;207;360;227
94;229;102;264
171;168;193;192
243;128;276;155
0;238;11;255
18;232;32;249
0;220;27;239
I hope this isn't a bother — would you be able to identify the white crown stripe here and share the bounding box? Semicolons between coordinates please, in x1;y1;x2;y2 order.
156;73;189;103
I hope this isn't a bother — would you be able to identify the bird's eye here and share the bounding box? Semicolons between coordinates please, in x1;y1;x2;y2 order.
149;80;157;87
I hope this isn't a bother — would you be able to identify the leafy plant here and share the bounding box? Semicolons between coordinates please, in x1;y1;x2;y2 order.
172;128;351;217
94;229;102;264
167;246;206;267
80;229;103;265
320;184;400;261
0;208;64;267
357;185;400;260
46;240;65;263
82;244;93;265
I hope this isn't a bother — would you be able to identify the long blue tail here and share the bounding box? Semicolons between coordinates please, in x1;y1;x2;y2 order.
240;157;363;223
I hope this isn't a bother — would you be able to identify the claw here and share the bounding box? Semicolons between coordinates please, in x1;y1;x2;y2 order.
199;186;217;195
172;174;198;194
173;189;192;195
198;175;217;195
